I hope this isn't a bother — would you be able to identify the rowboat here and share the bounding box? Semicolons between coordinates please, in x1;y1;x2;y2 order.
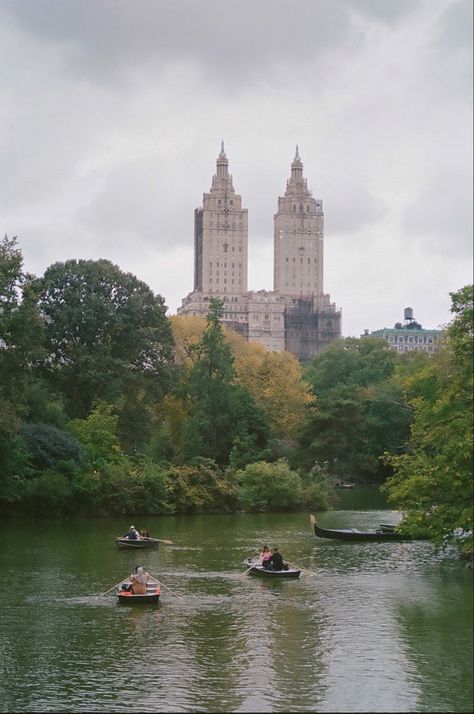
116;575;161;604
115;536;160;549
310;515;410;542
243;557;301;578
335;482;356;489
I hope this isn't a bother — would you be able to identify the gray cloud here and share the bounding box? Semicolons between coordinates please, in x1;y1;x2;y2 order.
0;0;471;339
0;0;421;87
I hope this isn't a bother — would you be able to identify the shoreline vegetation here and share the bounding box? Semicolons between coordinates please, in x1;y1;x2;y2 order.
0;236;472;559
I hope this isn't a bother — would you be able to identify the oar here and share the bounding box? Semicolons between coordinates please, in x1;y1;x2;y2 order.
287;561;318;577
240;558;259;577
116;536;174;544
151;538;174;545
240;565;254;577
97;579;126;598
149;573;181;598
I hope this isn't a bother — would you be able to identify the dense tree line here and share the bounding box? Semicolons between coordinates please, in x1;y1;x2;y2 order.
0;236;471;557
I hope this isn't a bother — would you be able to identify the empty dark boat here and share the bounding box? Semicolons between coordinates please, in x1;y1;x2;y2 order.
379;523;398;533
310;515;411;542
243;557;301;578
116;575;161;603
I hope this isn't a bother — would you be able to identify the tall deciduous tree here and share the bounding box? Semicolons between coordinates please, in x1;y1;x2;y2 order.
296;337;412;481
384;286;473;556
31;259;174;421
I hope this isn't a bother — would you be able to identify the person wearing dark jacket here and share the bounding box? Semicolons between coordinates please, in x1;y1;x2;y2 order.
269;547;286;571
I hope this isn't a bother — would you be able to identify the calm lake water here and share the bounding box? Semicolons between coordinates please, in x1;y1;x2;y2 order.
1;487;472;713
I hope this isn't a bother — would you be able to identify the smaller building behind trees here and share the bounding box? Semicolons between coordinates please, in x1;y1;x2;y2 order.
363;307;443;354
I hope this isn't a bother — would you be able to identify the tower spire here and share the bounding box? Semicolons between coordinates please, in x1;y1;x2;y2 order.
291;144;303;181
215;140;229;178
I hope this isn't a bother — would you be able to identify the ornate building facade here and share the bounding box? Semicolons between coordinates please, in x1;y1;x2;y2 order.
178;144;341;361
363;307;443;354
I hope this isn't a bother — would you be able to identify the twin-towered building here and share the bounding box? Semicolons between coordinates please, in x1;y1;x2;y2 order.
178;143;341;361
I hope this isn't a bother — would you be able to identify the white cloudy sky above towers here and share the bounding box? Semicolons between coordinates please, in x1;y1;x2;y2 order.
0;0;472;336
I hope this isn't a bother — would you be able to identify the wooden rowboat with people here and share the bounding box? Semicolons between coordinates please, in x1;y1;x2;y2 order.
115;536;161;549
116;574;161;604
242;557;302;578
115;525;173;549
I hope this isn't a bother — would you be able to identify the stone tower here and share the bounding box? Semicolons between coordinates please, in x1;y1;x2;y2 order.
179;143;341;360
194;142;248;296
273;146;324;297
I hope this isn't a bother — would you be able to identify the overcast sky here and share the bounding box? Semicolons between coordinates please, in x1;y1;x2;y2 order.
1;0;472;337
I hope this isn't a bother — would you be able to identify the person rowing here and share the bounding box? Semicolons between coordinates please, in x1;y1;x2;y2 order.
130;565;149;594
122;525;141;540
268;546;288;571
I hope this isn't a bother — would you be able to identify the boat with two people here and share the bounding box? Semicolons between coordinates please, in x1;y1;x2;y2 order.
115;525;172;549
242;556;301;578
115;535;161;549
310;514;414;542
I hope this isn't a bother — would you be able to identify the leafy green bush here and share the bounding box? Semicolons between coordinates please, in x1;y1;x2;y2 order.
89;457;172;515
18;470;74;515
166;458;239;513
236;459;303;512
68;401;122;471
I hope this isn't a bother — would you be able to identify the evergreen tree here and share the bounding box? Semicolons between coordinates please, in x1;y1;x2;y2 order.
183;299;270;466
0;235;43;500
